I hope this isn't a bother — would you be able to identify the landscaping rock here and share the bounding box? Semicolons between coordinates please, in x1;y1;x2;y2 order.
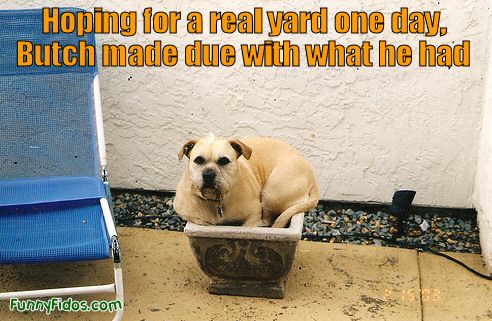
111;191;481;254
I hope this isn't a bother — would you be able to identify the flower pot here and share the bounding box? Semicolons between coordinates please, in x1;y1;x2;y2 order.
184;213;304;299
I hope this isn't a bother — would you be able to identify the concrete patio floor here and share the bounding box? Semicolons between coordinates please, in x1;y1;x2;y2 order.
0;227;491;321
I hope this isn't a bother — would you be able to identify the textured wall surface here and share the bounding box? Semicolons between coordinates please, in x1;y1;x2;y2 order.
2;0;490;208
474;0;492;271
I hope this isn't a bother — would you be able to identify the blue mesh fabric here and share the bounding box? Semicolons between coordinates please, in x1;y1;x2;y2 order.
0;199;110;264
0;176;106;207
0;8;98;179
0;8;97;75
0;9;112;263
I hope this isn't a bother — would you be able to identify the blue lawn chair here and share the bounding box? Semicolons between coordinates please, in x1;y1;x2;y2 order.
0;8;123;320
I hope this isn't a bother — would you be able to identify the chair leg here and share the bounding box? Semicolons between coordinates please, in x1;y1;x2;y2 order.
112;262;124;321
0;260;124;320
0;283;115;300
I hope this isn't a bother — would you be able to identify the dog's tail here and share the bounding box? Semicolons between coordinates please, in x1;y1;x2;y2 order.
272;182;319;228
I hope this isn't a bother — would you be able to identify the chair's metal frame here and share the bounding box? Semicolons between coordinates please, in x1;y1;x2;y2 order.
0;75;124;321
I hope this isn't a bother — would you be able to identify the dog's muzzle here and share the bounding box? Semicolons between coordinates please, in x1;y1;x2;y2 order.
202;169;216;188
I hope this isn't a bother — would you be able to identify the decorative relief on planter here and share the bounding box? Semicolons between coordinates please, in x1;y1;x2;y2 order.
184;213;304;299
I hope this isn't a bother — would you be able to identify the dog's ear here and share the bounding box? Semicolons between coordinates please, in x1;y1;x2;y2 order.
178;139;197;160
229;139;252;160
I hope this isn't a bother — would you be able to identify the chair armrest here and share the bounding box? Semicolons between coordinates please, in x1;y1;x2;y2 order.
100;198;117;238
100;198;121;263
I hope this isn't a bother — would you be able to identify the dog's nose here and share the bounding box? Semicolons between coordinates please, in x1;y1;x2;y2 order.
202;169;216;185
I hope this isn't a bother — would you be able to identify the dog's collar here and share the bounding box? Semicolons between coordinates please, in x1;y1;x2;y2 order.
197;194;224;217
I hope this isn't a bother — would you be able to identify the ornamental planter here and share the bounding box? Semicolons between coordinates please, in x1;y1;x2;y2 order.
184;213;304;299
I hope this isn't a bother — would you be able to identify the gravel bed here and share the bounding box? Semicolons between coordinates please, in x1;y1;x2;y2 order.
303;206;480;253
111;191;481;254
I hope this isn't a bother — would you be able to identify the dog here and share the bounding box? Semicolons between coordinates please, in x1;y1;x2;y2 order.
173;134;318;228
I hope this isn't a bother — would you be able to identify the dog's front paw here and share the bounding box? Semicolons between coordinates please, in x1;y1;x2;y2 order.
185;217;213;226
242;219;266;227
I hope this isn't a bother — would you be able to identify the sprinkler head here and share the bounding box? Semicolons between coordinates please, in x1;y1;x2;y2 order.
391;190;416;238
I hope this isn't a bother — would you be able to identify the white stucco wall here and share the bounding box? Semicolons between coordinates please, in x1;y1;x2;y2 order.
474;1;492;271
2;0;490;208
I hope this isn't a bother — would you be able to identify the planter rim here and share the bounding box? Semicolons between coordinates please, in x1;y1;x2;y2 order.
184;213;304;241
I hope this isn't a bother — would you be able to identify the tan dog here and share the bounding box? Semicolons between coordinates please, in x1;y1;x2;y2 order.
173;135;318;228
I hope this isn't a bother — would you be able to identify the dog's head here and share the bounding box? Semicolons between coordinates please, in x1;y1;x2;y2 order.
178;134;252;199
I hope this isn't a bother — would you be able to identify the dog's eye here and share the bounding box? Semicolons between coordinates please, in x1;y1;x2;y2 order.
194;156;205;165
217;157;231;166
